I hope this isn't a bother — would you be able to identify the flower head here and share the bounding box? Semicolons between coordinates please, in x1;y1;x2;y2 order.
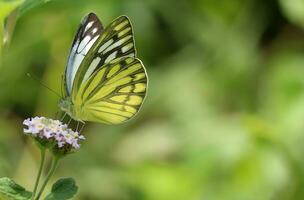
23;117;85;153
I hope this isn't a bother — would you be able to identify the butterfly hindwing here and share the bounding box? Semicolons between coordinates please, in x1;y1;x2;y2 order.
72;15;136;97
74;57;147;124
65;13;103;96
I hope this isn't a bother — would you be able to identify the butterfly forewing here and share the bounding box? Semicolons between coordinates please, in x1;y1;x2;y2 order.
65;13;103;96
74;57;147;124
72;16;136;97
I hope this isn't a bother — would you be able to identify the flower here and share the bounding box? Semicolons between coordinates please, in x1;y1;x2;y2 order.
23;117;85;151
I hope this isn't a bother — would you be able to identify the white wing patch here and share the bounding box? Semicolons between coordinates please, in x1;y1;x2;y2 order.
104;35;132;54
65;13;103;95
104;40;123;53
67;52;85;93
122;43;133;53
83;57;101;83
67;34;99;94
98;39;113;53
85;21;94;32
78;36;91;52
105;51;118;63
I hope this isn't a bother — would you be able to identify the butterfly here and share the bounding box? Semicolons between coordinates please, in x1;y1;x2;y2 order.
59;13;148;125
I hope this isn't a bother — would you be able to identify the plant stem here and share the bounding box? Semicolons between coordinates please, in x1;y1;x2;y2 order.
35;156;60;200
31;149;46;200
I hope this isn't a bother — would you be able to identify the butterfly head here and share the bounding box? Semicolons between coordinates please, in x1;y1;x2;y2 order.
58;98;73;116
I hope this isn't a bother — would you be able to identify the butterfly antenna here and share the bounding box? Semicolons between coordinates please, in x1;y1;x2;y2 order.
27;73;61;98
61;75;65;97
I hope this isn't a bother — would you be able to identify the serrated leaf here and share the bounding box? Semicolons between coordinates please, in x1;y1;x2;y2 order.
0;177;32;200
44;178;78;200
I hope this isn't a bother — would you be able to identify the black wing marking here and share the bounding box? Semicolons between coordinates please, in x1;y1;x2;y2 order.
64;12;103;96
72;16;137;96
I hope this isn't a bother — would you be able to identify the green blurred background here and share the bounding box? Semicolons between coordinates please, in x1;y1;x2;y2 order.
1;0;304;199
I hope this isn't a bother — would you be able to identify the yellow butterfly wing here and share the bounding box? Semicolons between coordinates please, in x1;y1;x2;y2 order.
73;57;148;124
71;15;136;96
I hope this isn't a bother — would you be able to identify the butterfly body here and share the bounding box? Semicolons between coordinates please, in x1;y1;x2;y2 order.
58;98;82;122
59;13;148;124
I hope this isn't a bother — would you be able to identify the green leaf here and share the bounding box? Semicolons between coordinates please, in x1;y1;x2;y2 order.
0;0;24;20
18;0;53;16
0;177;32;200
0;0;24;54
44;178;78;200
0;0;53;55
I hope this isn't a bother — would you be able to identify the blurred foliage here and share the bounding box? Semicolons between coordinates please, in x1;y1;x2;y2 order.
1;0;304;199
0;0;22;54
279;0;304;28
0;0;54;55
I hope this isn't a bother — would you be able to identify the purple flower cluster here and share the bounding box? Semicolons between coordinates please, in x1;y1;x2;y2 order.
23;117;85;149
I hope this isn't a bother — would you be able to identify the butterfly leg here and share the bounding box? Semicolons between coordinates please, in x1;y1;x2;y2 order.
67;117;72;126
76;121;80;132
79;121;85;133
61;112;67;121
